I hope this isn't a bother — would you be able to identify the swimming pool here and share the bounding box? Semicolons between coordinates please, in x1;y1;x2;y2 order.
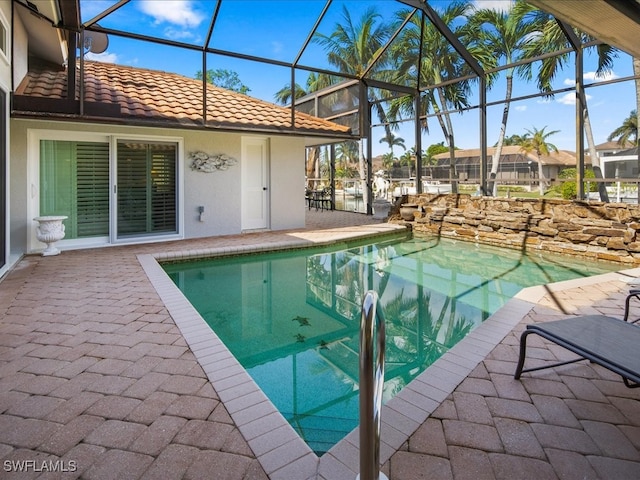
162;232;619;455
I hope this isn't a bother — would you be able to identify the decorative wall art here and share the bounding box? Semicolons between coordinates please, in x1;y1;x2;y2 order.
189;151;238;173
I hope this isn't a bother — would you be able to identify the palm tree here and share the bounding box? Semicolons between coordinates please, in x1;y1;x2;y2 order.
500;133;529;146
523;9;618;201
335;141;359;166
520;126;559;195
390;1;485;194
312;5;394;202
273;82;309;106
273;72;337;106
608;110;638;146
313;6;392;78
274;73;337;189
379;131;406;159
399;149;414;176
468;0;539;196
381;152;395;170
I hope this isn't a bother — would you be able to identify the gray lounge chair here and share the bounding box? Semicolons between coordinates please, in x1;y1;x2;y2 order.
514;289;640;388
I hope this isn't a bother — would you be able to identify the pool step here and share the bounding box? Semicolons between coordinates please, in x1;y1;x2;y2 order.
292;415;357;456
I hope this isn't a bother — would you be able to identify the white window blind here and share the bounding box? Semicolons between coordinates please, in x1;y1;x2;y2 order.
39;140;109;239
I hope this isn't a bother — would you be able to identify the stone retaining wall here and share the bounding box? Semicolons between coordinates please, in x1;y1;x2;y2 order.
389;194;640;265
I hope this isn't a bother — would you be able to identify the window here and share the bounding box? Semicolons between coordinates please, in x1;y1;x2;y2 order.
0;17;6;58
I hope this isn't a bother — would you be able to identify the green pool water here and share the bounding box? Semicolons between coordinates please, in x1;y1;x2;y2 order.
163;232;619;455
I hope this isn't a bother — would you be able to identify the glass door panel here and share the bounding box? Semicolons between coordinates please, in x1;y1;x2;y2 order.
116;141;177;238
39;140;109;239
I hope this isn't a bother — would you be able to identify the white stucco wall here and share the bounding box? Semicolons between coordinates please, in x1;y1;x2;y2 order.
10;118;307;256
269;136;306;231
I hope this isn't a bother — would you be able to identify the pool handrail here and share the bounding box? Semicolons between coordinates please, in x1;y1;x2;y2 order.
358;290;387;480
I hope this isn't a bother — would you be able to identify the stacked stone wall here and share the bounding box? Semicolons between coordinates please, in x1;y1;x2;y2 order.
389;194;640;265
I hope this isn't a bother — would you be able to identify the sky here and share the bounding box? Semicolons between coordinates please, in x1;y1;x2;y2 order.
79;0;637;158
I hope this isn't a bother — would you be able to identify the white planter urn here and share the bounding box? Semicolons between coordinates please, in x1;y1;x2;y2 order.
372;198;392;220
34;216;68;256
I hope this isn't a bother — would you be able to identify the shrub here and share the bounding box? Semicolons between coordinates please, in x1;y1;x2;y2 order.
556;168;596;199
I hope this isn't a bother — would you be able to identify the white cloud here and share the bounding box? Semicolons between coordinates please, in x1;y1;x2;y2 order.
85;51;118;63
515;105;527;111
164;27;198;42
557;92;575;105
556;91;592;105
564;70;619;86
584;70;619;82
472;0;513;13
138;0;204;28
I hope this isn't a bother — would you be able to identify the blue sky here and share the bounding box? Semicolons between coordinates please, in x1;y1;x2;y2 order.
80;0;637;157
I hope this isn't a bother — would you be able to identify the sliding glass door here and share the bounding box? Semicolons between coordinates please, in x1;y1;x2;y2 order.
37;134;180;247
116;141;177;238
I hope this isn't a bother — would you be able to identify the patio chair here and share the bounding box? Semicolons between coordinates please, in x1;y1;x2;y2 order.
514;289;640;388
305;188;314;210
318;186;333;211
623;288;640;323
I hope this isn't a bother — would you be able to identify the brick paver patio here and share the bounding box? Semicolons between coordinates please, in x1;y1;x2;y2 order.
1;209;639;479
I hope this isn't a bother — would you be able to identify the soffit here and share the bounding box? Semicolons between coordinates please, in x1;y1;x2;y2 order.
16;1;67;65
528;0;640;58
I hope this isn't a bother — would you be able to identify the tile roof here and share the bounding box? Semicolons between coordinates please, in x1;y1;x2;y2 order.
15;61;352;135
595;140;635;151
434;145;583;166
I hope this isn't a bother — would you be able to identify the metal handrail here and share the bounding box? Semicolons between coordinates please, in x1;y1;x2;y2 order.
358;291;387;480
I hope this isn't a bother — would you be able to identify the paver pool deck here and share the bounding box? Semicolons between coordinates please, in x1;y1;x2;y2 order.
1;209;640;480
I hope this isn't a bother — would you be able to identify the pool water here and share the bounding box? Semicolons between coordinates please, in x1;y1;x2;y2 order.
163;233;619;455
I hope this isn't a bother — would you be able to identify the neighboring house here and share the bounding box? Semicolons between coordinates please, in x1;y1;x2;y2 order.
593;141;638;179
599;146;640;179
431;146;581;184
2;0;352;275
595;140;635;158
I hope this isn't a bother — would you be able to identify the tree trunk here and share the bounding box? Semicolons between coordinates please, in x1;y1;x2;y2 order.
490;73;513;196
582;91;609;202
537;153;547;195
306;147;319;189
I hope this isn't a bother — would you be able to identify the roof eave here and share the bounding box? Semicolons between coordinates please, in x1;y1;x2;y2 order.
10;108;355;140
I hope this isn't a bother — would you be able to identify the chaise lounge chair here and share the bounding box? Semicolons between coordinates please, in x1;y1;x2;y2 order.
514;288;640;388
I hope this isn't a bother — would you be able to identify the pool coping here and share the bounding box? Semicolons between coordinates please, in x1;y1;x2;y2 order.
138;226;640;480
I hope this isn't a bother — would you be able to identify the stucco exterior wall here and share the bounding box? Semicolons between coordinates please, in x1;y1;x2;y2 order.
10;118;306;256
392;194;640;265
269;136;306;231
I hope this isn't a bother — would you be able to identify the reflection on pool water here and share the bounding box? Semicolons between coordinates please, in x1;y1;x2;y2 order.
163;233;619;455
